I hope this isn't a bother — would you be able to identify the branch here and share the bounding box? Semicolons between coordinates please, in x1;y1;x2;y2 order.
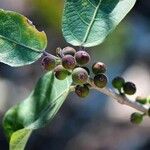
88;78;149;115
43;51;59;60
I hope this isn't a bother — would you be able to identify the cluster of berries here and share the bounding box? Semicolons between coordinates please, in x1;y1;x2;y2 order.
112;77;141;124
112;76;136;95
41;46;148;124
41;47;108;98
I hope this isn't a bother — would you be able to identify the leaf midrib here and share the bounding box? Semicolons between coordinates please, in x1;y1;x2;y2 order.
81;0;102;45
26;86;70;129
0;34;43;54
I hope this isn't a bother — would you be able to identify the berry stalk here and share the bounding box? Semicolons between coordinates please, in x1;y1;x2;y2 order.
88;78;149;115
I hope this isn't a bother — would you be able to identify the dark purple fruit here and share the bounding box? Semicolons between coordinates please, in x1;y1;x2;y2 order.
123;82;136;95
75;51;90;65
75;84;89;98
42;56;56;71
94;74;108;88
72;67;88;85
92;62;106;75
62;55;76;70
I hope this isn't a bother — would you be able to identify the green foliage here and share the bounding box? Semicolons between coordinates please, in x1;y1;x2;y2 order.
0;9;47;66
0;0;138;149
62;0;136;47
31;0;63;30
3;72;72;149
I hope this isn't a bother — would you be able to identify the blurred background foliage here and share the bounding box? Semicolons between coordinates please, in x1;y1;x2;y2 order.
0;0;150;150
29;0;63;30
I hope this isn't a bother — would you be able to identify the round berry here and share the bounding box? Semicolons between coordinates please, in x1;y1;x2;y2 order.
123;82;136;95
54;65;69;80
112;76;125;90
42;56;56;71
62;55;76;70
62;46;76;56
75;51;90;65
94;74;108;88
75;84;89;98
72;67;88;85
92;62;106;75
130;112;143;124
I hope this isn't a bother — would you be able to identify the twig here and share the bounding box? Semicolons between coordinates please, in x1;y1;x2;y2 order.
43;51;59;60
88;78;149;115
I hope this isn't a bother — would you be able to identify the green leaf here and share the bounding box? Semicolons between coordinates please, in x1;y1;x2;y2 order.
62;0;136;47
10;129;32;150
3;72;72;150
0;9;47;66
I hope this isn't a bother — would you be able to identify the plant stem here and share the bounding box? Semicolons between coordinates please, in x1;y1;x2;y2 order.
88;78;149;115
43;51;59;60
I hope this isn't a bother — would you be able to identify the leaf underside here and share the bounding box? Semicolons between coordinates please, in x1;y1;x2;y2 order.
3;72;72;150
62;0;136;47
0;9;47;66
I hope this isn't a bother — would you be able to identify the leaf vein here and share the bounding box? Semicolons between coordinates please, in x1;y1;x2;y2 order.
81;0;102;45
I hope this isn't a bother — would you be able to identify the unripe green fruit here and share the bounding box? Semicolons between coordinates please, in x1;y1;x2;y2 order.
92;62;106;75
62;55;76;70
62;46;76;56
42;56;56;71
75;84;89;98
94;74;107;88
123;82;136;95
72;67;88;85
130;112;143;124
75;51;90;65
136;96;147;105
112;76;125;90
54;65;69;80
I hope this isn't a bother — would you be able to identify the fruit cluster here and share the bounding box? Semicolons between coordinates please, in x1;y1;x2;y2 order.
42;46;108;98
41;46;149;124
42;46;137;98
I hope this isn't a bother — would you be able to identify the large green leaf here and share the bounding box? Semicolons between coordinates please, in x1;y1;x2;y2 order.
0;9;47;66
3;72;72;150
62;0;136;47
